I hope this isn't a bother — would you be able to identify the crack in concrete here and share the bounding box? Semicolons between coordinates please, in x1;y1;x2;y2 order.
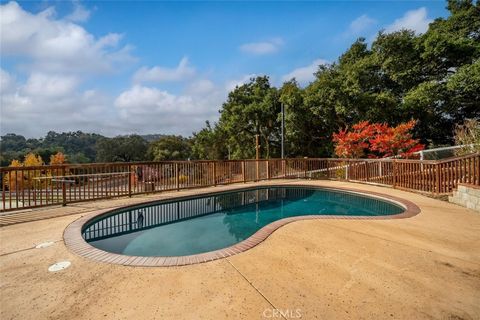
0;239;64;257
225;257;287;320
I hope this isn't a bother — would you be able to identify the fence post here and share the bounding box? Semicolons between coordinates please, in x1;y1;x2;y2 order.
282;159;286;178
365;161;369;182
267;160;270;180
345;161;349;180
62;166;67;206
435;162;440;195
1;172;5;211
242;160;246;183
392;160;397;189
213;161;217;186
128;164;132;197
175;163;179;190
304;159;307;178
327;159;331;179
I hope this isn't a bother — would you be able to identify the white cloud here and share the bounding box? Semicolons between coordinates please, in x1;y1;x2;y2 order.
114;85;222;135
23;73;79;97
282;59;329;85
186;79;216;95
1;2;332;138
65;1;91;23
224;74;256;92
240;38;284;55
0;2;222;137
0;68;16;94
96;33;122;48
0;1;134;74
0;67;224;137
385;7;432;34
346;14;376;36
0;2;139;136
0;69;120;137
133;57;196;83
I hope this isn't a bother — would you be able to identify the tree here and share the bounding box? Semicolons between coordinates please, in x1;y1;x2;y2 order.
446;60;480;121
23;153;44;166
148;135;192;161
402;81;452;145
420;0;480;79
454;119;480;155
42;131;103;161
369;121;425;157
3;159;23;191
3;153;44;191
217;76;280;159
372;30;423;93
0;134;28;152
68;152;90;163
35;147;64;164
191;121;228;160
50;152;67;165
333;120;424;158
23;153;45;188
0;131;104;165
280;79;334;157
95;135;148;162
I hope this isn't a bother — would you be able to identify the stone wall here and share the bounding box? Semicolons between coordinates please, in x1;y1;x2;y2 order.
449;183;480;212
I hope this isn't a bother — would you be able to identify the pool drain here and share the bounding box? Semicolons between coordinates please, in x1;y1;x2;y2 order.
36;241;54;249
48;261;71;272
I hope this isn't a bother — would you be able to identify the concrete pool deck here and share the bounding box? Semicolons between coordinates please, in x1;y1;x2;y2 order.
1;180;479;319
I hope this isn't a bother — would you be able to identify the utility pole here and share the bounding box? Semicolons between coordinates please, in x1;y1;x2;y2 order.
281;102;285;159
255;134;260;159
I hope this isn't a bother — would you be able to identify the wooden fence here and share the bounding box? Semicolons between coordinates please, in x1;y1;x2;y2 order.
1;153;478;212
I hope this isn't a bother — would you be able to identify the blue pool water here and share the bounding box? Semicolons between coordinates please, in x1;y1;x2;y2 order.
83;186;404;256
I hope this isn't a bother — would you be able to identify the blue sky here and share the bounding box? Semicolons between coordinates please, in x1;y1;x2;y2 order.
0;1;448;137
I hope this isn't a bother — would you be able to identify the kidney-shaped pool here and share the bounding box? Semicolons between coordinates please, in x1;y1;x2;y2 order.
81;186;408;258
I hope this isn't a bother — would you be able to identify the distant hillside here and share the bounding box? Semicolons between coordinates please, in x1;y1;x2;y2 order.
0;131;104;166
115;133;168;142
140;134;168;142
0;131;174;166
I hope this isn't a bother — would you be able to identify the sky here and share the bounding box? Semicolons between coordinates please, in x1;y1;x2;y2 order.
0;0;449;138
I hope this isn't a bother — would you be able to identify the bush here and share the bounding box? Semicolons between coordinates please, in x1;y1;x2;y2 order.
454;119;480;156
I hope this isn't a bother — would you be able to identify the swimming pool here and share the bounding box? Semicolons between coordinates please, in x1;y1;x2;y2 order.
81;186;406;258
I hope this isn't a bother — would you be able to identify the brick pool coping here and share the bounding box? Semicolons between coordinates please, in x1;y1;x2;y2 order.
63;184;421;267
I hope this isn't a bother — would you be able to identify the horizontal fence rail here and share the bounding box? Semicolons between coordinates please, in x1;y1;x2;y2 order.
1;154;478;212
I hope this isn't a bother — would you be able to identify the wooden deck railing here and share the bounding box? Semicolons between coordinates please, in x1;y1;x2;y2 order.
1;154;478;212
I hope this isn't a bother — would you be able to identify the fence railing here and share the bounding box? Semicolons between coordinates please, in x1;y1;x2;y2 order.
1;154;479;212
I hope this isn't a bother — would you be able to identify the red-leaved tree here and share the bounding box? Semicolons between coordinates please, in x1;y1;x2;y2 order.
332;120;424;158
